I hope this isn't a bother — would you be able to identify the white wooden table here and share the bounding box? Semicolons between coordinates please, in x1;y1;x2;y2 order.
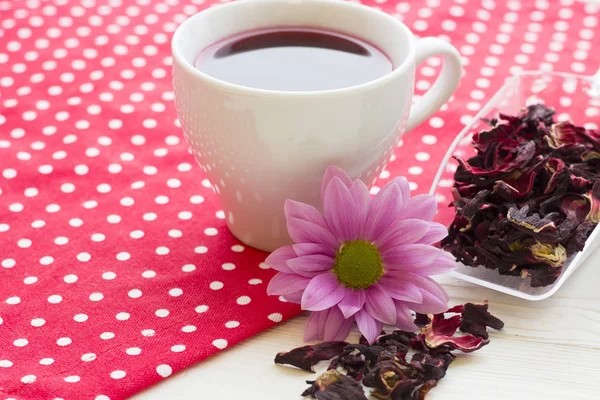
135;247;600;400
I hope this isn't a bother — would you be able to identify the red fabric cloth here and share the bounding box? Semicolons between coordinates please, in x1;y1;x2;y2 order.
0;0;598;399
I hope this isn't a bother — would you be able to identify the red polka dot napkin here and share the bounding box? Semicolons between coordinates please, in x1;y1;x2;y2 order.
0;0;598;399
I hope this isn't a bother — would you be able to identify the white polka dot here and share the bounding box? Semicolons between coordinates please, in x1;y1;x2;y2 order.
6;296;20;305
120;197;135;207
31;318;45;327
74;164;89;175
422;135;437;145
408;166;423;175
18;152;32;161
24;276;38;284
225;321;240;328
143;165;157;175
110;370;126;379
222;263;236;271
416;152;430;161
70;218;84;227
0;359;13;368
169;288;183;297
131;135;146;145
156;364;172;378
126;347;141;356
231;245;244;253
74;314;88;322
17;238;31;247
177;211;192;220
82;353;96;362
166;229;182;239
21;375;36;384
142;270;156;278
182;264;196;272
77;252;91;262
3;168;17;179
167;178;181;188
259;262;270;270
212;339;228;349
204;227;218;236
40;358;55;365
91;233;105;242
143;212;158;221
60;183;75;193
142;329;156;337
61;274;78;284
89;292;104;301
130;230;144;239
48;294;62;304
182;325;197;333
100;332;115;340
195;305;209;313
248;279;263;285
237;296;251;305
155;309;169;317
14;338;29;347
116;312;130;321
116;252;130;261
31;220;45;228
64;375;80;383
97;183;111;193
171;344;186;353
2;259;16;268
102;272;116;280
56;337;72;346
46;203;60;213
156;246;170;255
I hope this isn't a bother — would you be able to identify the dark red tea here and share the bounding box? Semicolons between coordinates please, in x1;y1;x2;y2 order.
195;28;393;91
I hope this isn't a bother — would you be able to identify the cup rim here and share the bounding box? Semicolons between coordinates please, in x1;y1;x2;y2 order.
171;0;416;97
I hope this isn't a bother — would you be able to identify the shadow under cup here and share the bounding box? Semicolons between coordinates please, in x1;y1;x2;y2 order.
172;0;417;252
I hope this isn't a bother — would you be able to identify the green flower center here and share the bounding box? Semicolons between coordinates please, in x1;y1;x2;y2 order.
333;240;383;289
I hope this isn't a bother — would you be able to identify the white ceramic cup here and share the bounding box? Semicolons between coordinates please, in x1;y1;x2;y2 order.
172;0;462;252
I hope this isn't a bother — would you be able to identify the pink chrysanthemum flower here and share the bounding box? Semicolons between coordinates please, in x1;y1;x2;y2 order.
266;166;456;344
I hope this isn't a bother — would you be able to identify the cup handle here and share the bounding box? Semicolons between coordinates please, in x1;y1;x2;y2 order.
405;37;462;132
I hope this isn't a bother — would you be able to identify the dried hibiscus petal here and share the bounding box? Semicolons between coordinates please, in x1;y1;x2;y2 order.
459;302;505;339
443;104;599;287
274;341;347;372
302;370;368;400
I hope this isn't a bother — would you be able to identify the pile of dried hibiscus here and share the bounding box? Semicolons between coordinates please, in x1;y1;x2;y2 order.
275;302;503;399
442;104;599;287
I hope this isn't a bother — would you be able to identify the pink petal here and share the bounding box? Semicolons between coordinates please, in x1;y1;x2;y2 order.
378;274;423;303
287;217;340;250
396;194;437;221
301;273;346;311
293;243;337;258
321;165;353;205
363;183;403;242
323;307;354;341
382;244;441;271
264;246;296;273
394;301;419;332
364;284;396;325
304;309;330;342
285;199;328;229
287;254;335;278
414;252;456;276
282;290;303;304
381;177;411;209
267;272;311;296
355;309;382;344
337;288;366;318
374;219;430;251
324;177;361;242
405;273;449;302
349;179;371;234
416;222;449;245
402;274;449;314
